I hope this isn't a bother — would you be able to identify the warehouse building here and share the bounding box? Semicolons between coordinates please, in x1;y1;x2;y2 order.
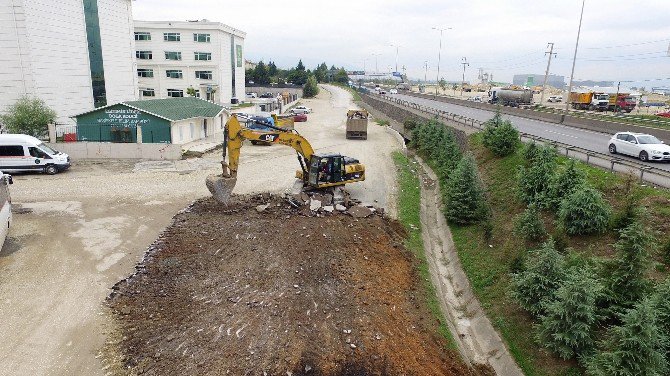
133;19;246;105
0;0;138;125
72;97;226;144
512;74;565;88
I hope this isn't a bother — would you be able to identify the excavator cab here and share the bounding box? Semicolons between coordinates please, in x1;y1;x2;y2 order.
303;154;364;189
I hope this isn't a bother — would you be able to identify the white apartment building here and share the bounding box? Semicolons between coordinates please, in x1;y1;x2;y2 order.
0;0;138;125
133;20;246;104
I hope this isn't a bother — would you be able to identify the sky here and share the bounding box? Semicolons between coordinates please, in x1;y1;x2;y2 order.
133;0;670;89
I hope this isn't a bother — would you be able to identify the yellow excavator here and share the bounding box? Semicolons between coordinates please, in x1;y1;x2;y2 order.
206;114;365;204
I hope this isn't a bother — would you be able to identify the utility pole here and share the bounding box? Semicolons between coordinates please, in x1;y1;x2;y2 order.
372;53;381;73
540;42;556;105
460;57;469;96
424;61;428;83
390;44;401;73
432;27;452;96
565;0;586;113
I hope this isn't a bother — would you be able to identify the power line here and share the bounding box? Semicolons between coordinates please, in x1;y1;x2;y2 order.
554;38;670;50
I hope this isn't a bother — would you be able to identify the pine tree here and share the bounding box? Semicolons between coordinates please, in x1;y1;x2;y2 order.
432;128;462;180
651;279;670;366
585;299;667;376
546;159;586;211
443;153;487;225
512;239;566;316
303;74;319;98
558;184;610;235
482;111;520;157
537;266;601;359
601;221;654;318
514;203;547;242
518;145;558;205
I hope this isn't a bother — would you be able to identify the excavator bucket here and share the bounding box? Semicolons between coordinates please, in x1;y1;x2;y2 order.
206;174;237;205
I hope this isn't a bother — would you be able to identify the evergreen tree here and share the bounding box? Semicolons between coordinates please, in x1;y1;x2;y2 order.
585;299;667;376
314;62;328;83
482;118;520;157
334;68;349;84
514;203;547;242
296;59;306;71
267;61;278;76
601;221;654;318
546;159;587;211
558;184;610;235
517;145;558;205
432;127;462;180
523;141;540;162
537;266;601;359
651;279;670;366
303;74;319;98
253;61;270;85
443;153;488;225
512;239;566;316
245;68;255;83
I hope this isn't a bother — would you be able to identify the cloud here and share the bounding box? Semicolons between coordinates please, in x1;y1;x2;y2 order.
132;0;670;87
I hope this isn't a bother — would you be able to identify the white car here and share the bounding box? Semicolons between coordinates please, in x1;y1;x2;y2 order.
608;132;670;162
547;95;563;103
290;106;312;114
389;89;398;94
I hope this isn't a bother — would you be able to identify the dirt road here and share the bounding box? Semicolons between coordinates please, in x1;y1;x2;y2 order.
0;85;402;376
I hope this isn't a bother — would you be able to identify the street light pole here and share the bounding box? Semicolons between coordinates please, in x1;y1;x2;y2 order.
424;61;428;83
390;44;401;73
432;26;452;96
565;0;586;113
372;53;381;74
540;42;556;105
460;57;469;96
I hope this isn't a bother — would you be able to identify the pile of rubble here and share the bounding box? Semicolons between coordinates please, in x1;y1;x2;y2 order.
248;188;379;218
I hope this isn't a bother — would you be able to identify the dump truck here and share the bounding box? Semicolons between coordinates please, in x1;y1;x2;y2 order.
607;93;636;112
346;109;368;140
569;91;609;111
489;88;533;106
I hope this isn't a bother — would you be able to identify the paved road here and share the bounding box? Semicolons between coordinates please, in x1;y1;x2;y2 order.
393;93;670;173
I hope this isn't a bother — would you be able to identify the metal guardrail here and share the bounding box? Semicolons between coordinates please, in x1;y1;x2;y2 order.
375;94;670;187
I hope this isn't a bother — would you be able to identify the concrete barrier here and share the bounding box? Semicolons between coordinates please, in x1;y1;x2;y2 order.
47;142;182;160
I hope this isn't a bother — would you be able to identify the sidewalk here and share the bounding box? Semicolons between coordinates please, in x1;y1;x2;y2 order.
181;132;223;154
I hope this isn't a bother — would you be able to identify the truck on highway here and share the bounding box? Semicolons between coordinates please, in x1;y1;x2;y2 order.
489;87;533;107
568;91;609;111
346;109;368;140
607;93;636;113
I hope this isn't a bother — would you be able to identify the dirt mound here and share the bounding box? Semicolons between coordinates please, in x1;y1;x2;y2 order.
106;195;471;375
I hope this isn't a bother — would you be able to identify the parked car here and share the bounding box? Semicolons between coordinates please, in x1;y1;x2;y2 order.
294;113;307;122
608;132;670;162
0;134;70;174
259;92;274;98
290;106;312;114
547;95;563;103
0;173;11;249
655;111;670;118
389;89;398;94
245;92;258;98
379;90;387;95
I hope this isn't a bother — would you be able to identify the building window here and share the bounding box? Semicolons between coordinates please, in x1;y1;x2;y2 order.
166;70;183;79
136;51;152;60
167;89;184;97
164;51;182;60
83;0;106;107
163;32;180;42
141;89;155;97
194;33;211;42
134;32;151;41
195;71;212;80
137;68;154;78
194;52;212;61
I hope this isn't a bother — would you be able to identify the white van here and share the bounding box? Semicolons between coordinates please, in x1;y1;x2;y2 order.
0;134;70;174
0;173;12;249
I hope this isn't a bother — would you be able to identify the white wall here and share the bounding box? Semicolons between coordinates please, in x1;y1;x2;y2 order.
98;0;137;104
169;114;227;145
0;0;137;126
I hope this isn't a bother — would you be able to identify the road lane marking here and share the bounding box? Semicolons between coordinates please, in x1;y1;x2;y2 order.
543;129;579;139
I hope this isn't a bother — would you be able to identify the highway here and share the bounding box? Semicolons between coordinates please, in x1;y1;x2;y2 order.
392;92;670;173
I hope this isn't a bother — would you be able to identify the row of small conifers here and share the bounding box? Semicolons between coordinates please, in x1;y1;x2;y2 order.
406;111;670;375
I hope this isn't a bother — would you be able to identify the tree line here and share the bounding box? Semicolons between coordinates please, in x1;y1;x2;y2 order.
245;60;349;87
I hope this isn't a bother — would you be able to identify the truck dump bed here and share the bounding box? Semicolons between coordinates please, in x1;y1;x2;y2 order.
346;109;368;140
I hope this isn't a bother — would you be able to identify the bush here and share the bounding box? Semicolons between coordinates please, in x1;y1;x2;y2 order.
443;153;488;225
536;266;601;360
403;119;419;131
303;74;319;98
558;185;611;235
663;238;670;265
651;279;670;366
601;221;654;318
518;145;558;205
512;239;566;317
0;96;56;137
546;159;587;211
523;142;540;162
610;177;643;231
482;118;520;157
585;299;667;376
514;203;547;242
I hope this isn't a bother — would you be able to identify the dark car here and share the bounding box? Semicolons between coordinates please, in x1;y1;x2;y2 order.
294;113;307;122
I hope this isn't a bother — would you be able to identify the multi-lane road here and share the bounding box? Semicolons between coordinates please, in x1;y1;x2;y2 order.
392;92;670;173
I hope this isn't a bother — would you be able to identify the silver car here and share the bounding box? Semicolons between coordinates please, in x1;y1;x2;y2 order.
608;132;670;162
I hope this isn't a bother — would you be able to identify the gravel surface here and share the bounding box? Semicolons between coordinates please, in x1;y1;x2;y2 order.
0;85;402;376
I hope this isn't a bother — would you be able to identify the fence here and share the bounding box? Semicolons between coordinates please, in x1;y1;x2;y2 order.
372;94;670;188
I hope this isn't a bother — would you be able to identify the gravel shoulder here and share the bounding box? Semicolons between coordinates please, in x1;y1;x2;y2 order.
0;85;401;375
